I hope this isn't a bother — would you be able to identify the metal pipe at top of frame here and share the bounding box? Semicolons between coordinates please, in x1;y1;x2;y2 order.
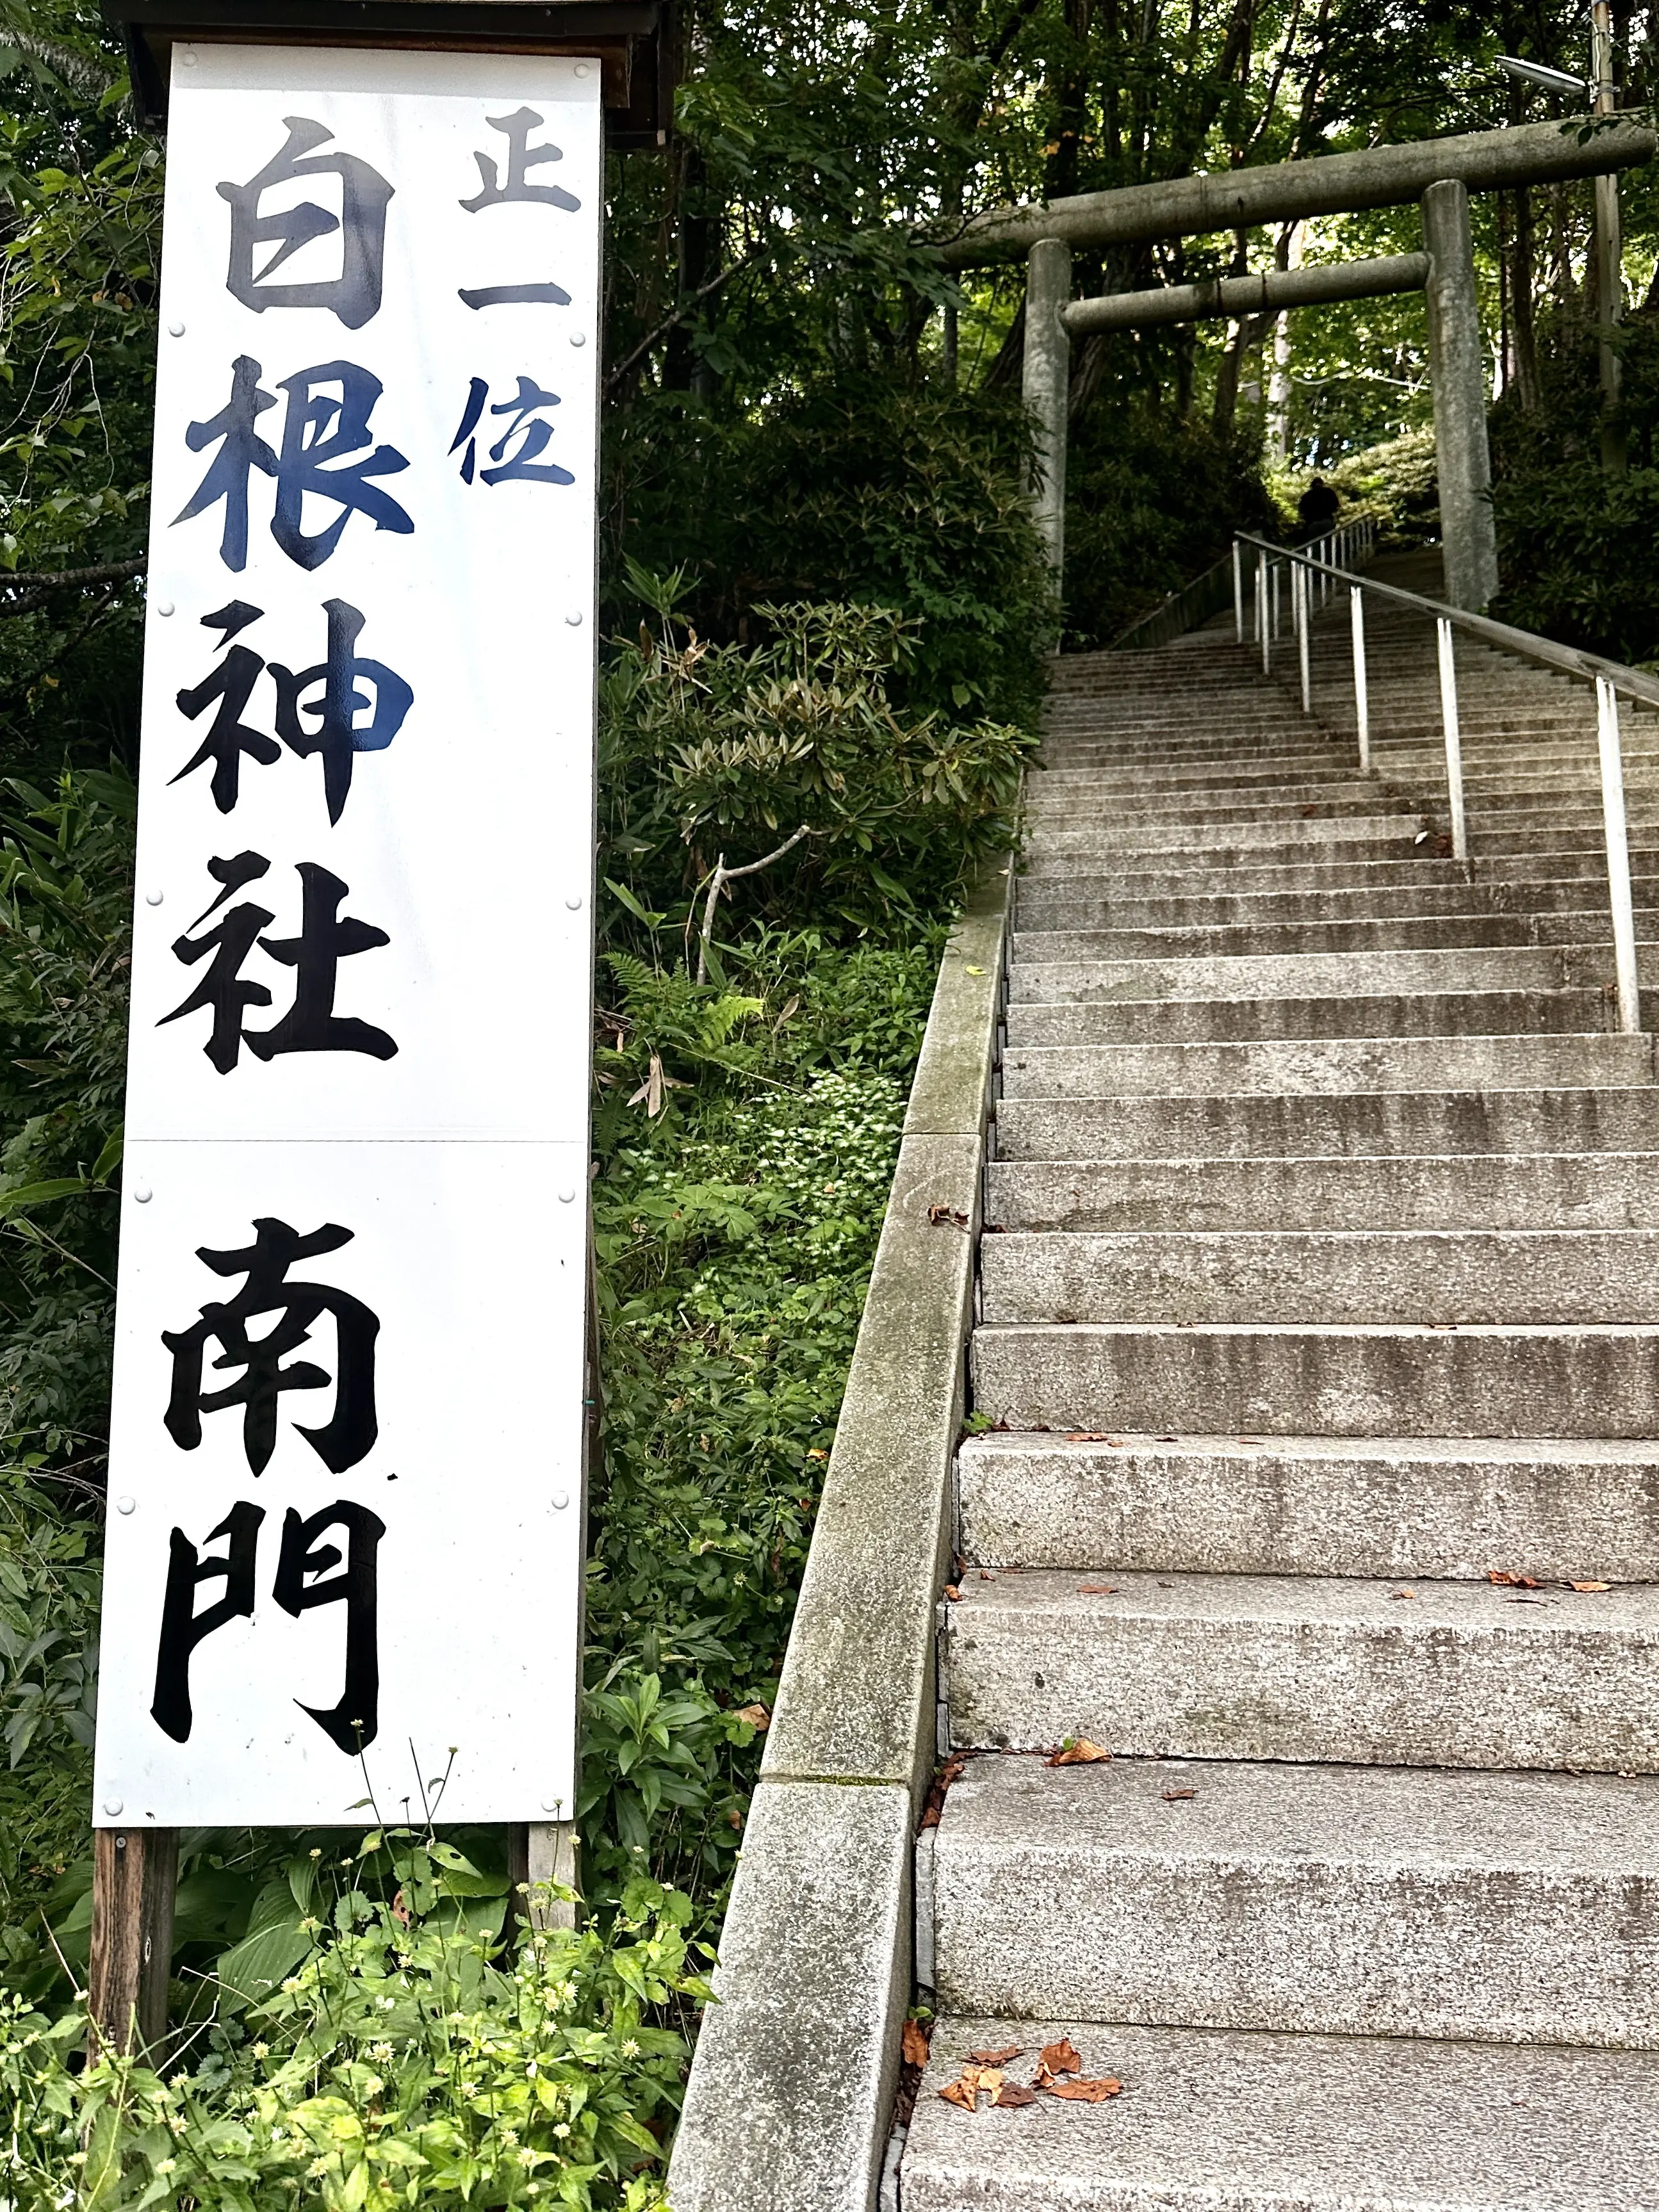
939;115;1654;266
1063;251;1428;336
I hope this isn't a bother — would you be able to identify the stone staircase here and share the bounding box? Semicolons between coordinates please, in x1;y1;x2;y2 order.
899;598;1659;2209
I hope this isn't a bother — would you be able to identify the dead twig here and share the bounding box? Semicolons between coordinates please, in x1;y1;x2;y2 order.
695;826;816;982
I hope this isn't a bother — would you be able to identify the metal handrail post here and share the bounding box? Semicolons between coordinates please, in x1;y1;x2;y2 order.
1233;540;1244;644
1272;560;1280;642
1436;615;1468;862
1297;563;1312;713
1350;586;1370;774
1258;549;1270;672
1596;674;1642;1032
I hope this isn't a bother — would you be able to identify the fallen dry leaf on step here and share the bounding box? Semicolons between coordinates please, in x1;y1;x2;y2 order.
968;2045;1024;2067
1047;1739;1111;1766
919;1754;967;1831
1066;1431;1116;1443
993;2083;1038;2108
1569;1580;1611;1593
1488;1570;1543;1590
943;1584;961;1601
1048;2078;1124;2104
1391;1590;1416;1602
1077;1584;1120;1595
1161;1787;1199;1801
938;2076;977;2112
1039;2038;1084;2078
902;2020;931;2069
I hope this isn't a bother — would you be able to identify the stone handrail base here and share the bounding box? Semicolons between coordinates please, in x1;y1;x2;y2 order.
667;862;1013;2212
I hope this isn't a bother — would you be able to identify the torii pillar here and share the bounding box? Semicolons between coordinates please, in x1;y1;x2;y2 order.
1421;179;1500;612
1022;238;1072;585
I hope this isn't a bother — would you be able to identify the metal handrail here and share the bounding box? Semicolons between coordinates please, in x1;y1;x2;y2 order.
1235;529;1659;713
1230;527;1646;1033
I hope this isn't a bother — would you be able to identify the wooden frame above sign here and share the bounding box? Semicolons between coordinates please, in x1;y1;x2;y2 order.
104;0;678;144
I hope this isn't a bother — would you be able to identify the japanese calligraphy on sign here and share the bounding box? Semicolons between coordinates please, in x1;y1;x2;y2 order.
94;45;600;1828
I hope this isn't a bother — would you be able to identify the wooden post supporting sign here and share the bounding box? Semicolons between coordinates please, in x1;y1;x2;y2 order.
88;1827;178;2058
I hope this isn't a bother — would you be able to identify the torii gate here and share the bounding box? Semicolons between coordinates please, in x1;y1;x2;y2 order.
940;117;1655;612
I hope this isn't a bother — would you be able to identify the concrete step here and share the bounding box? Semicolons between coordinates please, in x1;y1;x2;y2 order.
1023;793;1403;831
1011;909;1658;960
1471;824;1658;860
927;1754;1659;2042
1013;876;1659;929
1027;816;1423;861
1462;798;1659;831
969;1319;1659;1436
1003;986;1619;1046
992;1084;1659;1160
942;1568;1659;1770
985;1150;1659;1232
1016;847;1456;890
979;1228;1659;1326
1375;740;1653;776
1006;944;1632;1008
1031;761;1369;795
903;2017;1659;2212
998;1030;1653;1098
956;1431;1659;1582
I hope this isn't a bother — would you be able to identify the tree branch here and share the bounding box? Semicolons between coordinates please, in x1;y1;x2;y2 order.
605;253;766;395
0;557;147;619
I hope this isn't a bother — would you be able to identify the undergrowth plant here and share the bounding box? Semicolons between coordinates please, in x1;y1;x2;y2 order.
0;1834;704;2211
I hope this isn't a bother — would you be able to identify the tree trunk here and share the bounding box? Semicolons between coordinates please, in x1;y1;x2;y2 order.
1510;185;1540;409
1266;222;1302;460
1213;307;1275;437
666;145;717;395
984;297;1026;390
1046;0;1093;201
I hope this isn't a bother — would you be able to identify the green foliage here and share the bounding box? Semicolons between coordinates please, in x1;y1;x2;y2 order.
1271;427;1441;548
1062;405;1274;647
601;595;1034;934
604;378;1052;729
0;770;128;1948
1491;455;1659;663
583;943;936;1912
1490;313;1659;663
0;23;157;773
0;1838;703;2210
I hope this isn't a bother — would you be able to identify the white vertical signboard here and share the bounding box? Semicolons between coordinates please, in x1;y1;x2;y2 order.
92;43;600;1827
